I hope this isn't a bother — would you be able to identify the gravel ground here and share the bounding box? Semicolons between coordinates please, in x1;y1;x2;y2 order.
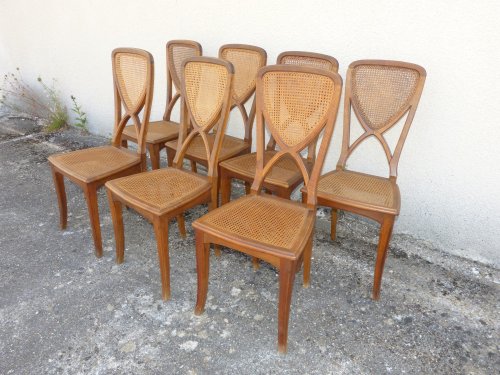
0;116;498;374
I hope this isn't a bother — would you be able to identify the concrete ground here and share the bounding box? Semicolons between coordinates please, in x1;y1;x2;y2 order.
0;116;498;375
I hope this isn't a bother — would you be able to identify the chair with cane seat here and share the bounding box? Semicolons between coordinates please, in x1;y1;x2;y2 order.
48;48;154;257
301;60;426;300
192;65;343;352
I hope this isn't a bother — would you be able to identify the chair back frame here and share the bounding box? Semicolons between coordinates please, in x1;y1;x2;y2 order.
218;44;267;143
111;48;154;156
173;57;235;181
163;40;203;122
337;60;426;179
251;65;343;208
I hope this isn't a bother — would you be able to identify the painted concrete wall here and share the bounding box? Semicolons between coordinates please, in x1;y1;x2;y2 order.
1;0;499;266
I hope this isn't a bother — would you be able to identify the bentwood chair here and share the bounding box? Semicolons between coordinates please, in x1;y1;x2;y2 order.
48;48;154;257
165;44;267;180
105;57;234;300
192;65;343;352
122;40;202;169
219;51;339;202
302;60;426;300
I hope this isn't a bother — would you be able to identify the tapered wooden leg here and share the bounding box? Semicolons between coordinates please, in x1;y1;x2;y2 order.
244;181;251;195
252;257;260;270
153;218;171;301
220;172;232;205
107;190;125;264
177;215;186;238
211;181;222;257
190;161;197;173
278;259;296;353
51;168;67;230
331;209;338;241
372;215;395;300
148;144;161;170
166;147;175;167
194;230;210;315
83;185;103;258
121;139;128;148
303;233;313;288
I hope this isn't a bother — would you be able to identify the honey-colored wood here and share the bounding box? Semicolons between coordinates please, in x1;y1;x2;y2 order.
105;57;234;300
122;40;202;169
218;51;339;205
302;60;426;300
192;65;343;352
165;44;267;206
48;48;154;256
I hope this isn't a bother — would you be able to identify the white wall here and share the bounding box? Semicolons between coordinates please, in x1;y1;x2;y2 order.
1;0;499;267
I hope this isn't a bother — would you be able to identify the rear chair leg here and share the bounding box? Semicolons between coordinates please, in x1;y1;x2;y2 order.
220;172;232;205
303;233;313;288
51;168;67;230
331;209;338;241
153;218;171;301
372;215;395;300
83;184;103;258
121;139;128;148
107;190;125;264
148;144;161;170
177;215;186;238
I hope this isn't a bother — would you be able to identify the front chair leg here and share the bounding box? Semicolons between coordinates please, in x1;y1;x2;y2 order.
51;168;67;230
83;184;103;258
219;172;232;205
302;233;313;288
148;144;161;170
166;147;175;167
153;218;171;301
278;259;297;353
107;190;125;264
194;229;210;315
372;215;395;300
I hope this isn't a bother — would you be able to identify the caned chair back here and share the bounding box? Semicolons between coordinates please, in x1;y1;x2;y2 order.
252;65;343;207
218;44;267;142
173;57;234;178
337;60;426;178
111;48;154;155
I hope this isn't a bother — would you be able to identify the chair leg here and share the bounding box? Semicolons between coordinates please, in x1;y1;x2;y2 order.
121;139;128;148
252;257;260;270
303;233;313;288
177;215;186;238
194;229;210;315
220;172;232;205
148;144;161;170
190;161;197;173
372;215;395;300
51;168;67;230
107;190;125;264
278;259;296;353
83;185;103;258
244;181;251;195
166;147;175;167
153;218;171;301
331;209;338;241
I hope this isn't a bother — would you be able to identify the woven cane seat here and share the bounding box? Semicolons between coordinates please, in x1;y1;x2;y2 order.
220;151;313;188
105;168;211;215
193;194;314;256
48;146;140;183
312;170;400;214
122;120;179;144
165;134;250;163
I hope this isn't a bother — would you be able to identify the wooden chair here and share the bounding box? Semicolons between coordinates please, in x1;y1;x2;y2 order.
105;57;234;300
218;51;339;203
121;40;202;169
165;44;267;181
302;60;426;300
192;65;343;352
48;48;154;257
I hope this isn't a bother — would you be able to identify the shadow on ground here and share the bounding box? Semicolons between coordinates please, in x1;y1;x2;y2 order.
0;116;498;374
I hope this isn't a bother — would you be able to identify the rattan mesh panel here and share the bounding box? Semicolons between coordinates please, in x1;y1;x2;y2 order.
169;44;200;89
50;146;139;180
220;48;261;102
318;170;396;209
352;65;419;130
202;195;309;249
115;52;148;110
167;134;248;161
263;71;335;147
280;55;334;71
112;169;209;210
123;121;179;143
184;62;229;130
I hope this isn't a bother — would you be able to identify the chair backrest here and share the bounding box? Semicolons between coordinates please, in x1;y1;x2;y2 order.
218;44;267;142
164;40;203;121
251;65;343;207
267;51;339;161
173;57;234;180
337;60;426;178
112;48;154;156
